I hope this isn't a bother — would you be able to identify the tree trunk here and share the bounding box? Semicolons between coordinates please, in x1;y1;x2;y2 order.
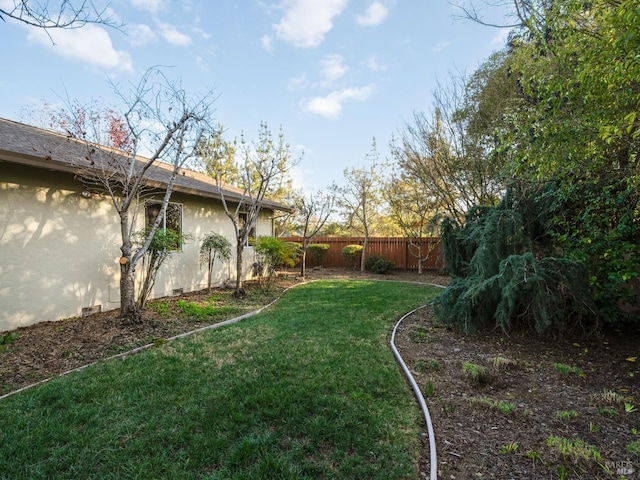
301;247;308;277
207;256;213;290
417;243;423;275
360;237;368;272
120;262;140;321
235;243;245;297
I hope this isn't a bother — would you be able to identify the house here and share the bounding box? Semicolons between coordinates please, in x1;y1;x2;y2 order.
0;118;291;332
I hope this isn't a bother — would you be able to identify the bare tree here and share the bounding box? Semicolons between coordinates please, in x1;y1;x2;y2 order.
393;62;512;225
339;138;385;272
63;67;215;321
200;123;297;297
294;185;337;277
449;0;533;28
385;171;440;274
1;0;120;32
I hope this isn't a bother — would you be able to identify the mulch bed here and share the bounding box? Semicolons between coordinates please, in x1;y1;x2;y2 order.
395;307;640;479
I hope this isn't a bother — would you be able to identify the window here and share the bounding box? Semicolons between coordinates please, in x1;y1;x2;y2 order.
145;201;183;249
239;212;256;246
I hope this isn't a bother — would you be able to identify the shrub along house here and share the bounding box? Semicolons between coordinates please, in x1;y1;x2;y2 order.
0;118;290;332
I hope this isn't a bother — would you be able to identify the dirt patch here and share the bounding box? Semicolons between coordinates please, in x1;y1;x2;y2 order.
1;268;638;479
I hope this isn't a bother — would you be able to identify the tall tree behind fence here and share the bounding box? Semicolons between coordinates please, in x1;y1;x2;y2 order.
285;236;443;271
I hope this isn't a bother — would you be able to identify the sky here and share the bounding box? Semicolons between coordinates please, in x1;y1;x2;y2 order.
0;0;511;190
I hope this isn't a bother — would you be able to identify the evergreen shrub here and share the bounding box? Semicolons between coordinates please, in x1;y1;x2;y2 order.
308;243;330;267
365;254;394;274
341;244;363;269
434;184;597;334
282;242;302;268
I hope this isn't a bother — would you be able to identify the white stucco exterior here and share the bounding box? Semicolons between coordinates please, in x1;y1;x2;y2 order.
0;154;276;332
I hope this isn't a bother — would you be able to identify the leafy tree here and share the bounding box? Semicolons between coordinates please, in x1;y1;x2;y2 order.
200;123;298;297
497;0;640;320
61;67;215;321
199;232;232;290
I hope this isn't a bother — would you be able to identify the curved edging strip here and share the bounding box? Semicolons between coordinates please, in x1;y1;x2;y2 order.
390;282;446;480
0;282;308;402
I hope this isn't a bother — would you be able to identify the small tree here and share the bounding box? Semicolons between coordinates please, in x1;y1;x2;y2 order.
385;165;440;274
200;123;298;297
339;139;384;271
61;67;215;321
199;233;232;290
136;229;186;310
294;185;337;277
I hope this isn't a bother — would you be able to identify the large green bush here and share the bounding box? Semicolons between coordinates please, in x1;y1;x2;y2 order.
365;254;394;274
308;243;330;267
253;236;285;284
282;242;302;268
434;185;598;335
341;244;363;269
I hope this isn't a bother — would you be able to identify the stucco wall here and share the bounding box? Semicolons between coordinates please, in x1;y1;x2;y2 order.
0;162;273;332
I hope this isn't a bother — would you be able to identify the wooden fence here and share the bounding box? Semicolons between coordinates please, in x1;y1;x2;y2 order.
284;236;443;271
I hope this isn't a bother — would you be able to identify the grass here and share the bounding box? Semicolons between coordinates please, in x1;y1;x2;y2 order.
546;436;601;465
0;280;439;479
408;325;431;343
499;442;519;454
555;410;578;421
414;358;441;373
462;361;491;385
0;331;18;353
552;362;585;378
468;397;516;414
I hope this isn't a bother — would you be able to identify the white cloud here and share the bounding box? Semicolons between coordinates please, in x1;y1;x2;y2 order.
27;25;133;72
356;2;389;26
261;34;274;52
319;54;348;83
303;85;374;119
273;0;348;48
131;0;165;13
128;24;156;46
159;23;192;46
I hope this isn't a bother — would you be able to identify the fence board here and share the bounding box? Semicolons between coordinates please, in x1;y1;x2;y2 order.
285;236;443;271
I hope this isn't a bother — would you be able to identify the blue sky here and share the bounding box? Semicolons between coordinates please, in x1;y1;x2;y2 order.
1;0;510;190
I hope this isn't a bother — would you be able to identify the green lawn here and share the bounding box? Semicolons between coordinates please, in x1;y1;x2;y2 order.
0;280;439;479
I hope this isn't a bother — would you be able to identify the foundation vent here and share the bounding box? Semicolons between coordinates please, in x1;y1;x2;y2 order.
81;305;102;317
